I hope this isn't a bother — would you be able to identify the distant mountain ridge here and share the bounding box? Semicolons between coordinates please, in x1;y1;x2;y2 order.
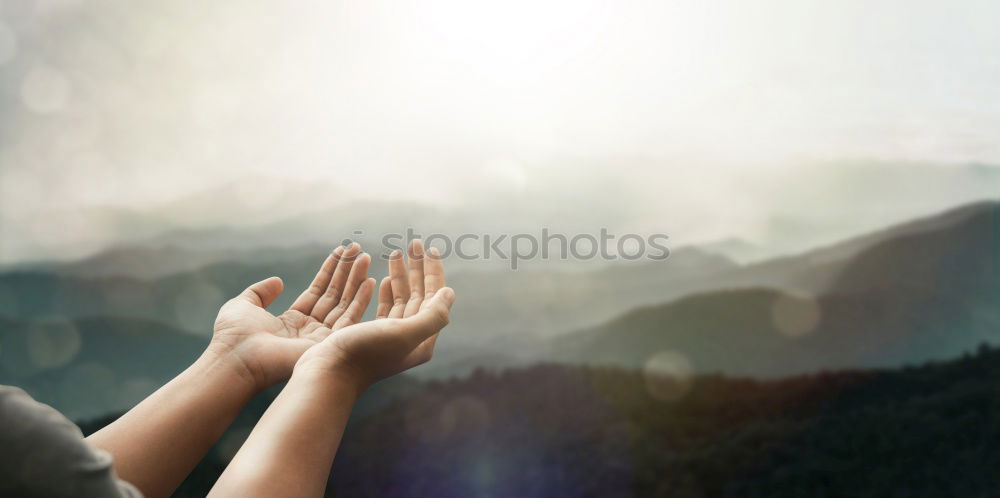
554;201;999;375
9;244;335;280
0;315;205;419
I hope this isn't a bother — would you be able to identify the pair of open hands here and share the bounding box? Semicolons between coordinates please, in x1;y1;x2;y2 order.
210;239;455;392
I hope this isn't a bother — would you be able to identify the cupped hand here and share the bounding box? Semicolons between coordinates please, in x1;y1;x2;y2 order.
211;243;376;390
295;239;456;391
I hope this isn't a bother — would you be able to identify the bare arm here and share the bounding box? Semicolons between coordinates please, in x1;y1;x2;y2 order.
87;244;374;498
206;363;360;497
85;348;258;497
210;241;455;498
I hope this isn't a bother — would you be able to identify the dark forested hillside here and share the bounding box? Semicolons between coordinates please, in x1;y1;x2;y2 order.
80;345;1000;497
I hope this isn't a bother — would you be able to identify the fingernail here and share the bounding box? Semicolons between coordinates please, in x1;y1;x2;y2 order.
390;249;402;259
429;247;440;257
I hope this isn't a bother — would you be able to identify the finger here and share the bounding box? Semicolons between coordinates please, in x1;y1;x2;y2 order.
333;278;376;330
399;287;455;344
310;243;361;321
410;287;456;350
423;246;446;299
388;249;409;318
376;276;393;319
237;277;284;308
290;247;342;314
403;239;425;317
324;252;371;326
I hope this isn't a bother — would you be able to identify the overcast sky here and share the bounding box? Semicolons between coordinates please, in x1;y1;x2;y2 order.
1;0;999;261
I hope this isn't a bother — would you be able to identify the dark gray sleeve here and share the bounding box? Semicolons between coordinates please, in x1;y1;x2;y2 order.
0;386;142;498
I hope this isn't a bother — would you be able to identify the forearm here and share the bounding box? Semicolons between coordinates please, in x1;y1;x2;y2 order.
87;345;259;498
209;366;360;498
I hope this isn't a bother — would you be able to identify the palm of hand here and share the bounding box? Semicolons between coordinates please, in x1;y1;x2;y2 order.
211;244;375;389
212;303;318;384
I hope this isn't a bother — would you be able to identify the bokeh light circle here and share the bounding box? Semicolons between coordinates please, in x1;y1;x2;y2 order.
643;350;694;401
771;292;821;338
27;319;81;369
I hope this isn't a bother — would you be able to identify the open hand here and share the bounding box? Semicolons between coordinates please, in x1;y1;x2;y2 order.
295;239;456;390
211;243;376;390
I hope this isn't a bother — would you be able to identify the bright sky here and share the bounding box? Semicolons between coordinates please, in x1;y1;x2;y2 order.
1;0;999;261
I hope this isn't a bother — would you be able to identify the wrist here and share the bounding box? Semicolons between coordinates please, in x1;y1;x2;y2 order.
291;356;369;398
200;341;266;394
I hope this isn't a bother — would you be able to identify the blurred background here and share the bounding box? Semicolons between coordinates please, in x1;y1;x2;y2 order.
1;0;998;496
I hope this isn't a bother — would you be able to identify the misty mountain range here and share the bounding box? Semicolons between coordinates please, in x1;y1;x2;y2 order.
0;199;996;418
4;162;999;266
555;200;998;376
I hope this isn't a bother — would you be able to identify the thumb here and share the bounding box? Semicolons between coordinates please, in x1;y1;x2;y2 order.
238;276;284;307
